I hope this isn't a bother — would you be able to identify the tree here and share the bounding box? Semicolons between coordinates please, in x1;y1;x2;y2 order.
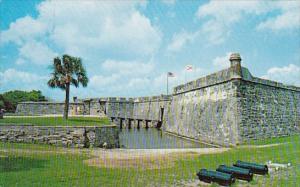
48;55;88;119
0;90;47;112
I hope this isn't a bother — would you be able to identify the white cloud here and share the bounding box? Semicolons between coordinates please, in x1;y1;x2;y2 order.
257;2;300;31
197;1;266;21
166;11;176;18
166;1;270;48
15;58;26;65
88;74;152;96
127;77;151;89
153;66;206;91
196;1;266;44
200;20;227;45
88;59;207;96
19;41;57;65
1;1;162;59
1;16;48;45
0;68;47;91
167;30;197;52
0;69;45;83
89;74;120;88
196;0;300;44
212;52;232;70
262;64;300;86
88;59;156;96
102;59;154;75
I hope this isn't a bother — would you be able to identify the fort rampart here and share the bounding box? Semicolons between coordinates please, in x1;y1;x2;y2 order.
14;53;300;146
15;102;85;116
163;54;299;146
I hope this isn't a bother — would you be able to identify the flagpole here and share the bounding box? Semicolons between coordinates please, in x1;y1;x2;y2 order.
167;73;169;95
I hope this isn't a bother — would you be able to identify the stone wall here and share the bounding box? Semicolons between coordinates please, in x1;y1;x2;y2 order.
15;99;108;117
105;96;170;128
164;74;240;146
236;70;300;142
161;57;244;146
15;102;85;116
0;125;119;148
107;96;170;120
164;60;300;146
81;98;107;116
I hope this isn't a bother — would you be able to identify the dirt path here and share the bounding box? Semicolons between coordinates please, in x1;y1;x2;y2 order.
239;142;288;149
84;148;229;169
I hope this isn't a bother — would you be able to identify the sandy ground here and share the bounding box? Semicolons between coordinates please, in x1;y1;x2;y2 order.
239;143;288;148
86;146;293;170
84;148;230;169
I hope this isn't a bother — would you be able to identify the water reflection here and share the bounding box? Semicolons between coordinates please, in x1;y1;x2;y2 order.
119;128;211;149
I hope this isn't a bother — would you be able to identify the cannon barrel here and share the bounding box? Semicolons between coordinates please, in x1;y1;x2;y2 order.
217;165;253;182
233;160;268;175
197;169;235;186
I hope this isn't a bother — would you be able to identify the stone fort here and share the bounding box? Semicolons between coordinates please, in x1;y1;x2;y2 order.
16;53;300;146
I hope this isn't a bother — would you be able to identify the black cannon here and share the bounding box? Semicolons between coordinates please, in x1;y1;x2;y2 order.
197;169;235;186
217;165;253;182
233;160;268;175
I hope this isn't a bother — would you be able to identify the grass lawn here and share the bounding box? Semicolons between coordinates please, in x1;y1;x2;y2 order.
0;135;299;187
0;116;111;126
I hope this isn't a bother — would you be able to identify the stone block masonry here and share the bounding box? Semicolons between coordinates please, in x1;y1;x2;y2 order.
16;99;108;117
15;102;85;116
164;81;239;146
106;95;170;128
237;75;300;141
0;125;120;148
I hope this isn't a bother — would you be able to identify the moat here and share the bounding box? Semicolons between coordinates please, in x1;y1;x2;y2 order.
119;128;212;149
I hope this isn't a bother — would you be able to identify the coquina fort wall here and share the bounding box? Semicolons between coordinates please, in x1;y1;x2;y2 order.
164;55;300;146
15;53;300;146
105;96;170;128
16;102;85;116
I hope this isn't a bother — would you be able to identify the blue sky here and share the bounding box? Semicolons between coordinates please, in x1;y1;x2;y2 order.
0;0;300;101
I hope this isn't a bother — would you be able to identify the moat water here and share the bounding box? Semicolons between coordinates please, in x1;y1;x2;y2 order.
119;128;212;149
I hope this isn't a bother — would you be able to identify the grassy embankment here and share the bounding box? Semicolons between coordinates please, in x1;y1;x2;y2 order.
0;135;299;186
0;116;110;126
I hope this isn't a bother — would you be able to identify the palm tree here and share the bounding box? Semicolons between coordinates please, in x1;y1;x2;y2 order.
48;55;88;119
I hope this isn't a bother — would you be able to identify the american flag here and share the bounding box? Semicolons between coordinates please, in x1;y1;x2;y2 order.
167;72;175;77
186;65;193;71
